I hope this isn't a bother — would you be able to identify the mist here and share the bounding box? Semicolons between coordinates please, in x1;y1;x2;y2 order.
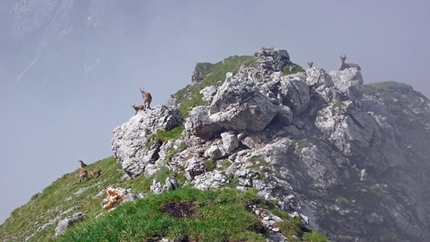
1;0;429;224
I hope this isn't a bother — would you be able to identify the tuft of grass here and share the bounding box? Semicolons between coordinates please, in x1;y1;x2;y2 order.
146;124;185;150
152;124;185;143
276;214;303;241
335;196;350;208
205;158;217;172
333;100;345;109
292;139;312;156
282;63;305;75
220;159;232;169
164;141;187;163
302;230;330;242
247;156;273;169
364;81;413;96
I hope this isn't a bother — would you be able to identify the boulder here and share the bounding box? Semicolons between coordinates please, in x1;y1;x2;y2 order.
54;212;86;237
221;132;239;154
256;47;291;73
186;77;280;139
184;157;207;181
329;68;364;101
150;177;178;194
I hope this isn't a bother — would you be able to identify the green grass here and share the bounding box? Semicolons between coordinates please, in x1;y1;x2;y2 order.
0;154;327;241
153;124;185;143
364;81;428;116
0;157;123;241
205;158;217;172
364;81;413;95
60;187;264;241
302;230;330;242
146;124;185;149
282;63;305;75
59;186;324;242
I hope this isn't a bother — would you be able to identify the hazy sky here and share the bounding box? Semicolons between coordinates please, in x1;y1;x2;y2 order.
1;1;430;224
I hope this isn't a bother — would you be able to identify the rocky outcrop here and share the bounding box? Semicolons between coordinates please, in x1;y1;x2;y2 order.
256;47;291;74
111;104;184;178
186;77;280;139
110;48;430;241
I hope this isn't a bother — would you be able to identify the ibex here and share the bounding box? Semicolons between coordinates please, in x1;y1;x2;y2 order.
131;104;145;114
90;169;102;178
140;88;152;110
79;168;88;183
78;160;87;168
307;62;313;68
339;55;361;71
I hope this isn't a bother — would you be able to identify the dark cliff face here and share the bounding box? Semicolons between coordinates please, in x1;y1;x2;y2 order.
362;83;430;240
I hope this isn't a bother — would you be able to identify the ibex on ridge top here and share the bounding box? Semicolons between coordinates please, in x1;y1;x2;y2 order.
140;88;152;110
131;104;145;114
339;55;361;71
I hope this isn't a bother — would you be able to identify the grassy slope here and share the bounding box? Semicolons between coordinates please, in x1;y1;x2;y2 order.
60;187;295;242
0;156;326;242
0;55;329;242
0;157;122;241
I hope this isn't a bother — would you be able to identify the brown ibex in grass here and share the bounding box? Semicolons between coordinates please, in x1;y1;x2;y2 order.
78;160;87;168
90;169;102;178
79;168;88;183
307;61;314;68
140;88;152;110
339;55;361;71
131;104;145;114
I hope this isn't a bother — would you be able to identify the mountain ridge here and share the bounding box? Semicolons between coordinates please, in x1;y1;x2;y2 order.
2;48;430;242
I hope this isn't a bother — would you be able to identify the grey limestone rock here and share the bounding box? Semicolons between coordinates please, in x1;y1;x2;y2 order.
256;47;291;74
186;77;280;139
184;157;207;181
200;85;218;103
150;177;178;194
260;74;310;114
193;170;227;190
330;68;364;101
54;212;86;237
110;47;430;241
111;104;184;178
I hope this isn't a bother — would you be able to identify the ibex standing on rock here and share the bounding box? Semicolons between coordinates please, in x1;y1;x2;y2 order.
140;88;152;110
131;104;145;114
307;62;313;68
339;55;361;71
